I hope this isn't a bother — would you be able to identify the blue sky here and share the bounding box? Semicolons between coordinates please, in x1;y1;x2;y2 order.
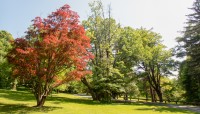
0;0;194;48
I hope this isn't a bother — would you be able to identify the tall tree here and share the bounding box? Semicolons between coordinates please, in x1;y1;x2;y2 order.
82;1;173;103
137;29;173;102
0;30;13;89
82;1;124;102
7;4;93;107
176;0;200;102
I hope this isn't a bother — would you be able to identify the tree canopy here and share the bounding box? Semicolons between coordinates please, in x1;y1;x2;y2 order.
0;30;14;88
7;4;93;107
80;1;174;103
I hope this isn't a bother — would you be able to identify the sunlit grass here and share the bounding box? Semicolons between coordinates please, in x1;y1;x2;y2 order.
0;89;198;114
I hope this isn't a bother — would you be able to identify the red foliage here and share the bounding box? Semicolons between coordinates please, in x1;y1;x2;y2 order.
7;4;93;86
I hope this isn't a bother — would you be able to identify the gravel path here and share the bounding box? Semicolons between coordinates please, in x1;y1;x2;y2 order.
167;104;200;113
140;102;200;113
114;100;200;113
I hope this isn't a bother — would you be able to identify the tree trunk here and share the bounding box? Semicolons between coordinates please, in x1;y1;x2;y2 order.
150;87;155;102
36;95;47;107
91;91;98;100
33;81;49;107
12;78;17;91
155;88;163;102
81;77;98;100
146;92;148;102
124;93;128;100
144;81;148;102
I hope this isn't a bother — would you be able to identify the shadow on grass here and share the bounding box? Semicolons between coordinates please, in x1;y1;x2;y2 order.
0;89;35;101
0;103;62;114
47;96;101;105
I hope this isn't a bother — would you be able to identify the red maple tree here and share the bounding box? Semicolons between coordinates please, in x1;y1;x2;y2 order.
7;4;93;107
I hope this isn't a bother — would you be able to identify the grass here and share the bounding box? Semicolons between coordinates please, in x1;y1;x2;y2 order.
0;89;199;114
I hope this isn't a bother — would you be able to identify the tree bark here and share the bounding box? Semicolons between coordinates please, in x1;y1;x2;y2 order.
81;77;98;100
36;95;47;107
145;63;163;103
150;86;155;102
11;78;17;91
145;92;148;102
33;81;49;107
155;87;163;102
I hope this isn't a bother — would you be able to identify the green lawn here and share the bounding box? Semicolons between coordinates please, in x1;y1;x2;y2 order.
0;89;198;114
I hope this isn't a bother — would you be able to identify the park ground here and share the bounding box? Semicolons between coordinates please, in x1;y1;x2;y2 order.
0;89;199;114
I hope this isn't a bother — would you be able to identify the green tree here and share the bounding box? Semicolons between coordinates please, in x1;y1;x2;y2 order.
179;59;200;102
115;27;144;100
124;81;140;100
82;1;123;102
65;81;87;94
0;30;13;89
176;0;200;102
162;77;184;103
115;28;173;103
137;29;173;102
82;1;173;103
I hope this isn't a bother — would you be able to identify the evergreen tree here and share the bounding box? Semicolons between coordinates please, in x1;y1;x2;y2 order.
177;0;200;102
